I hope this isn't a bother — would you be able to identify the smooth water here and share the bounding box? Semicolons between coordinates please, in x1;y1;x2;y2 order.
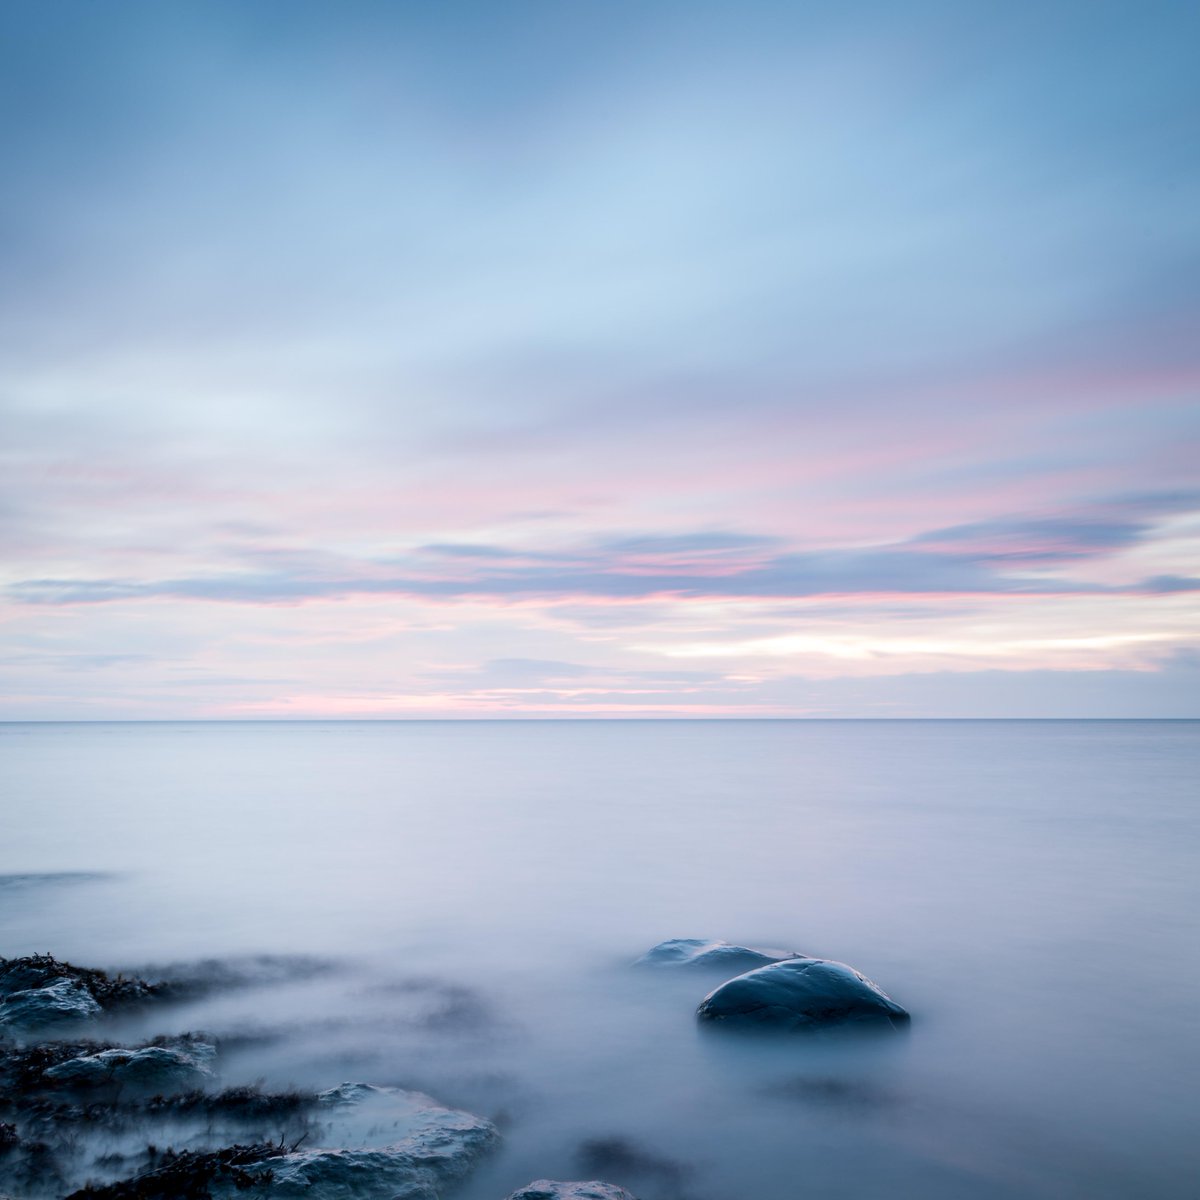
2;720;1198;1199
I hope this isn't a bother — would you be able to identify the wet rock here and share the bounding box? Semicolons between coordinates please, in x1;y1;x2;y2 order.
0;955;160;1026
636;938;801;972
44;1042;216;1094
696;957;909;1030
246;1148;442;1199
0;979;102;1030
234;1082;498;1198
506;1184;637;1200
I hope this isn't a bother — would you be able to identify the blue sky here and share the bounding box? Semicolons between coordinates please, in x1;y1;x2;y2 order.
1;1;1198;717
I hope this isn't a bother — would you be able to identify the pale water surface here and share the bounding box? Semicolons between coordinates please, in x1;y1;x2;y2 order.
2;720;1197;1199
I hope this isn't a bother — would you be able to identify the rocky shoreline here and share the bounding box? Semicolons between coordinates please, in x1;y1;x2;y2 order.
1;944;908;1199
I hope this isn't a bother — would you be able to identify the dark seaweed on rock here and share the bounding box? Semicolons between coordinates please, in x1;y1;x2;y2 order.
0;956;163;1010
0;1131;63;1196
0;1038;105;1093
0;953;338;1019
3;1096;125;1136
144;1086;316;1122
141;955;337;1001
0;1033;213;1097
64;1142;280;1200
8;1086;314;1136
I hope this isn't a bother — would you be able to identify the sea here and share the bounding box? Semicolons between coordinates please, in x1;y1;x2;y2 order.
2;719;1197;1200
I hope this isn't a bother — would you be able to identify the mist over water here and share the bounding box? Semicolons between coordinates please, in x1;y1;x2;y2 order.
2;720;1198;1199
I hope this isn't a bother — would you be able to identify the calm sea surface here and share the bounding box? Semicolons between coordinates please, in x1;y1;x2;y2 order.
2;720;1197;1199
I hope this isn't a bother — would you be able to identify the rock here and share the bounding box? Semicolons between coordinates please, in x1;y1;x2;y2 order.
44;1041;216;1093
696;957;909;1030
0;978;102;1029
0;954;159;1021
506;1184;637;1200
247;1148;444;1199
636;938;802;971
232;1082;498;1199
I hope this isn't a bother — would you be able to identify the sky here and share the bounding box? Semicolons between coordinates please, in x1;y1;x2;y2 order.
1;0;1198;719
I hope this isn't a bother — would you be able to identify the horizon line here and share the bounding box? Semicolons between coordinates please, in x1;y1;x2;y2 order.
2;717;1198;725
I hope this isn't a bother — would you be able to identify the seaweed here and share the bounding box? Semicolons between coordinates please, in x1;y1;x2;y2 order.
0;1133;64;1195
0;1033;213;1097
143;1086;315;1122
0;954;335;1197
64;1142;281;1199
0;955;163;1010
2;1039;92;1090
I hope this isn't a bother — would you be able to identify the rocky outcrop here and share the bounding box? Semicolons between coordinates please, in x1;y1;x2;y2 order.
696;957;909;1030
44;1041;216;1093
0;955;160;1030
636;938;802;972
230;1082;498;1199
505;1183;637;1200
0;978;102;1030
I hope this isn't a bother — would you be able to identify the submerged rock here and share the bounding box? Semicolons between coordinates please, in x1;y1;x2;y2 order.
142;953;336;1000
506;1183;637;1200
44;1041;216;1093
232;1082;498;1198
696;957;908;1030
0;978;102;1029
636;938;802;972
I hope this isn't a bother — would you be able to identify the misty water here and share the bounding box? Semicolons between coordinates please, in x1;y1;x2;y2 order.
2;719;1198;1200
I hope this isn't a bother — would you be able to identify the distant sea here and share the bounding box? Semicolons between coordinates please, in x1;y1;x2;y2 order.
2;720;1198;1199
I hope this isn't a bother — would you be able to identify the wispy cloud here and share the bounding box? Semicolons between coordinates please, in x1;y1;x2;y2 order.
1;1;1197;716
8;496;1196;610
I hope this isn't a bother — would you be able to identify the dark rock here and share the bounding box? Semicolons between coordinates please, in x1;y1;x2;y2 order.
506;1184;637;1200
244;1148;441;1199
44;1043;216;1094
696;957;908;1030
0;956;161;1030
0;980;102;1030
635;939;802;972
232;1082;499;1198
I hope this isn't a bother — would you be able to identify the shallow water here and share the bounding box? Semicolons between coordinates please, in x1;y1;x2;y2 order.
2;720;1198;1199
